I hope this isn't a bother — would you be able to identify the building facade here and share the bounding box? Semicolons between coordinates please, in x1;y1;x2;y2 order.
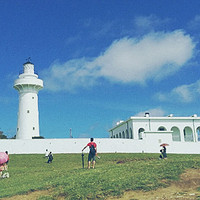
109;113;200;143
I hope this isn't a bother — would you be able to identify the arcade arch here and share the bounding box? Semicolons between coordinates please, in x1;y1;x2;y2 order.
138;128;144;140
184;126;193;142
130;128;133;139
126;129;129;138
122;131;125;138
171;126;181;141
197;127;200;141
158;126;167;131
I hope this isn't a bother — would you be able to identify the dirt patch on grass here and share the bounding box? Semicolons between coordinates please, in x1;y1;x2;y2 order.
0;189;62;200
116;158;155;164
0;190;52;200
107;169;200;200
1;169;200;200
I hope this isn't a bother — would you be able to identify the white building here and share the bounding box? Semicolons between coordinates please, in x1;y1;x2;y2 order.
109;113;200;144
1;113;200;154
13;61;43;139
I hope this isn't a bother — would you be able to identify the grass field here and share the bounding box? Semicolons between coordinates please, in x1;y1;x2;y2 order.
0;153;200;200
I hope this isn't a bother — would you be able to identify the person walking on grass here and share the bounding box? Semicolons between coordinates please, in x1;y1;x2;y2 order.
47;152;53;163
45;149;49;158
82;138;97;169
162;146;167;159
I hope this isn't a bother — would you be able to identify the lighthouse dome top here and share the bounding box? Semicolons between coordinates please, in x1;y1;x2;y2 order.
23;61;33;65
14;60;43;91
23;61;34;74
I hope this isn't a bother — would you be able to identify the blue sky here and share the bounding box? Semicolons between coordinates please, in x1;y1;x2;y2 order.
1;0;200;139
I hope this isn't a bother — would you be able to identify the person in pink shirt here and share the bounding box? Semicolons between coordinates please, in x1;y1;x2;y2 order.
82;138;97;169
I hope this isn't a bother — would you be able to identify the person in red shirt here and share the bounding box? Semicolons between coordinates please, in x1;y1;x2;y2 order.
82;138;97;169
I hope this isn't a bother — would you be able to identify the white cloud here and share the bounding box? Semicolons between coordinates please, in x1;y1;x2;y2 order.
156;80;200;103
112;107;165;128
95;30;194;83
134;15;170;31
172;85;193;102
188;15;200;30
65;35;81;46
42;30;195;92
134;108;165;117
42;59;97;92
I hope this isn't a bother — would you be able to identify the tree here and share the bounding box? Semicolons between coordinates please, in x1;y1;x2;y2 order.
11;135;16;139
0;131;7;139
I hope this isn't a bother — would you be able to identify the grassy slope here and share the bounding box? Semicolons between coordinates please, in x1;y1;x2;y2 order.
0;153;200;199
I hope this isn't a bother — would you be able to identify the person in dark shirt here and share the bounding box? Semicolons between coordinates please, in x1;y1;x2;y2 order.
162;146;167;159
47;152;53;163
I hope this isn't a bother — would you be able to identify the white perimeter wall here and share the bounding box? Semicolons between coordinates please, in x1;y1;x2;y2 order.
0;138;200;154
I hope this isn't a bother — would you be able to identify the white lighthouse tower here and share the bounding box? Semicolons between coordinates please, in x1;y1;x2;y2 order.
14;60;43;139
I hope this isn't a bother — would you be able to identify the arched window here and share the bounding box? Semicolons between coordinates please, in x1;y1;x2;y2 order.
138;128;144;140
130;128;133;139
197;127;200;141
184;126;194;142
171;127;181;141
122;131;125;138
126;129;129;138
116;134;119;138
158;126;167;131
119;132;122;138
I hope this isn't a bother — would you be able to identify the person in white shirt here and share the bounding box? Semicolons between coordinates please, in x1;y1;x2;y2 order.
45;149;49;158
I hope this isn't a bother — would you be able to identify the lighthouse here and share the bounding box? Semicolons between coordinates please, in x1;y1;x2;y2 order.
14;60;43;139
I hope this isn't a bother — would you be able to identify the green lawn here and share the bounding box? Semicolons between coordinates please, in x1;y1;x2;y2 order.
0;153;200;199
